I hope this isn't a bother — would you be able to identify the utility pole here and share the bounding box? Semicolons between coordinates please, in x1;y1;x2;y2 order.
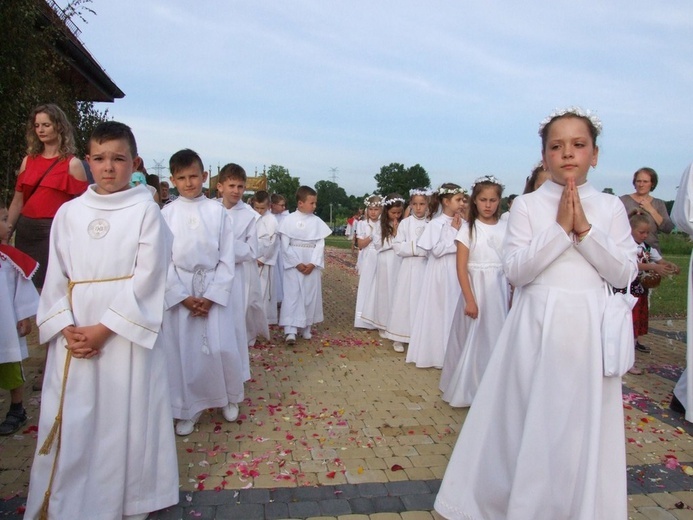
151;160;167;181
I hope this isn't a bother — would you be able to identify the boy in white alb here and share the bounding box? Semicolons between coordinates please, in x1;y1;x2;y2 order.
25;122;178;520
251;190;280;324
0;200;39;436
217;164;268;375
161;149;244;436
278;186;332;344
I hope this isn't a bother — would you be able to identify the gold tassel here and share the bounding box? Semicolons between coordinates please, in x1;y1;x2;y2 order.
39;490;51;520
38;414;61;455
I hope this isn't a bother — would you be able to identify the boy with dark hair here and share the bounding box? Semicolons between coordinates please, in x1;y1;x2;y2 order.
25;121;178;520
278;186;331;344
161;150;244;436
218;163;268;364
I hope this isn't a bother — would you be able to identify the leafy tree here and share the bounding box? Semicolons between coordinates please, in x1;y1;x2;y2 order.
266;164;300;211
0;0;108;203
374;163;430;197
602;187;614;195
314;180;349;224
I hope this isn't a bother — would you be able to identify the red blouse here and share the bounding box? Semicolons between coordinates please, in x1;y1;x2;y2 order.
15;155;88;219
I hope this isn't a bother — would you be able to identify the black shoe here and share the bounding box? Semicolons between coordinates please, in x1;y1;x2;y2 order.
0;408;27;436
670;394;686;414
635;342;651;353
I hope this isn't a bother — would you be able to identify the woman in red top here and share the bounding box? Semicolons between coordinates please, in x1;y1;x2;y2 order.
8;104;88;288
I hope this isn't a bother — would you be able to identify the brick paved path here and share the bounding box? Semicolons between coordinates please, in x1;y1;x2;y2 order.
1;246;692;519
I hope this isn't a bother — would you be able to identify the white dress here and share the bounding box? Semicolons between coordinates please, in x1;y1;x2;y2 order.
240;203;270;343
0;247;39;364
26;185;179;520
435;181;637;520
671;161;693;422
226;202;258;379
439;220;509;407
272;209;289;303
257;211;280;324
406;214;460;368
360;226;402;331
386;215;428;343
354;219;379;329
161;196;245;420
278;211;332;330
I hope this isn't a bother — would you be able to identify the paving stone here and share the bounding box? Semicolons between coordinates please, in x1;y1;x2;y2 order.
294;485;338;501
372;496;405;513
265;500;290;519
238;487;271;504
401;493;436;511
288;500;322;518
385;480;430;496
349;497;375;515
190;489;236;506
320;498;353;516
216;502;265;519
638;507;679;520
355;482;389;498
400;512;435;520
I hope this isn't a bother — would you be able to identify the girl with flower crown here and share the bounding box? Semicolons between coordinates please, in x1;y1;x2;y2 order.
385;189;431;352
361;194;405;336
439;176;509;407
406;183;466;368
435;108;636;520
354;194;383;329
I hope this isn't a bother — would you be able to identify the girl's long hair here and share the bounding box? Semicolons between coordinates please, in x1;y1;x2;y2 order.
429;183;461;217
468;181;503;240
26;104;76;158
381;193;404;242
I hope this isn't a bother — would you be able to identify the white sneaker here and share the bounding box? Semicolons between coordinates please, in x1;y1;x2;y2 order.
222;403;239;422
285;333;296;345
175;411;202;436
302;328;312;340
393;341;405;353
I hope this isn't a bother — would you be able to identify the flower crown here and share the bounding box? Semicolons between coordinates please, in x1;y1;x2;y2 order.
363;194;383;208
471;175;505;190
437;186;467;196
538;106;602;136
409;188;432;197
382;197;406;207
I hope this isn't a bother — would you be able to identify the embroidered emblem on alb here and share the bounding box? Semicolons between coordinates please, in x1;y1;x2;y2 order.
296;220;306;229
187;215;200;229
415;226;424;237
87;219;110;239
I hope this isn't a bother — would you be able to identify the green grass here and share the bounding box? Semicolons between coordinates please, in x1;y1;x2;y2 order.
652;233;692;317
649;254;689;318
325;236;353;249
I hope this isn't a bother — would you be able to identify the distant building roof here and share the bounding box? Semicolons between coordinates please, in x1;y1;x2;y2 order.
40;0;124;102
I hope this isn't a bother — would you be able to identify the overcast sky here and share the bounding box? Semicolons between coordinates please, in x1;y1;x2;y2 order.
69;1;693;200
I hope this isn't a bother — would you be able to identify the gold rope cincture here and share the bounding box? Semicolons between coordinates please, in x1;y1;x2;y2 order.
38;274;133;520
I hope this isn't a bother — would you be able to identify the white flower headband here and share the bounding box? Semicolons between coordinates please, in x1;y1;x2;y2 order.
471;175;505;190
538;106;602;136
409;188;432;197
363;194;383;208
382;197;406;207
437;186;467;196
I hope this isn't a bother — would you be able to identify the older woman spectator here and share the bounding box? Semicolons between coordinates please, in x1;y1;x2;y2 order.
8;104;87;288
620;167;674;254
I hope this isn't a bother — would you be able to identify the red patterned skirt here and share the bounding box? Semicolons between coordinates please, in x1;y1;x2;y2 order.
632;291;649;337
